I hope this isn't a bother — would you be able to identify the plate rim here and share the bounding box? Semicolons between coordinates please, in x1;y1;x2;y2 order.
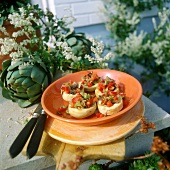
41;69;143;125
45;99;145;146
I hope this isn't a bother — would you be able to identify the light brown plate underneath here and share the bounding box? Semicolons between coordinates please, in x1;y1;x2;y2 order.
45;99;144;146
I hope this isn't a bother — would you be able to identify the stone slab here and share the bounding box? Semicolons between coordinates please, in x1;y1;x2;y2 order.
0;87;170;170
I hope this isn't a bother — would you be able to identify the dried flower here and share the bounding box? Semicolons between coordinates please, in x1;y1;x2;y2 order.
138;116;156;134
151;136;169;154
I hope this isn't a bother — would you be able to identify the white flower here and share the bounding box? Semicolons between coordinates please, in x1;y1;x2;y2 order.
133;0;139;7
157;8;170;29
152;17;157;30
0;26;9;36
151;40;169;60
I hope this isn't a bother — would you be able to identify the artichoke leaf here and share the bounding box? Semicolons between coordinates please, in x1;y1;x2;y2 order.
0;68;9;86
28;93;41;103
27;83;42;98
18;100;32;108
2;59;11;71
21;77;35;88
1;87;13;100
77;41;83;46
31;65;46;85
41;75;49;90
74;33;85;37
19;65;33;77
6;70;13;80
67;37;77;46
72;46;82;55
14;77;26;85
16;93;42;108
12;91;28;98
16;87;27;93
7;61;23;71
10;84;21;91
7;70;21;85
38;61;48;72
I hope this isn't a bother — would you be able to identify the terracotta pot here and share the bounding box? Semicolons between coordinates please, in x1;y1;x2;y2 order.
0;21;41;70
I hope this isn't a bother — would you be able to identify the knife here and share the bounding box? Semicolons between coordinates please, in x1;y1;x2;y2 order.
26;109;47;159
9;103;43;158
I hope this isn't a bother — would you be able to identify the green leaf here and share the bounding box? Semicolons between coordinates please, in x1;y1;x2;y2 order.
21;77;35;88
31;65;45;84
17;99;32;108
7;61;23;71
0;66;9;83
28;93;41;103
27;83;41;98
88;163;103;170
14;77;25;85
2;60;11;71
67;37;77;46
16;87;26;93
19;65;32;77
41;75;49;90
6;70;21;85
1;87;12;100
12;91;28;98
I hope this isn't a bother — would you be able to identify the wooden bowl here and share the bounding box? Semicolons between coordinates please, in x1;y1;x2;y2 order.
41;69;142;126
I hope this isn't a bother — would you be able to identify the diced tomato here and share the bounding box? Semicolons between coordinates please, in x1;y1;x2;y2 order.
72;94;82;104
57;106;68;112
87;82;93;87
96;113;104;118
114;96;118;101
106;100;113;107
61;86;70;93
92;74;98;81
98;83;105;92
108;91;117;96
86;98;93;107
107;82;115;89
81;80;86;84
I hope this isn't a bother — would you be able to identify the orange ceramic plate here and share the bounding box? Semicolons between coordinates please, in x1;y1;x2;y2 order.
41;69;142;126
45;99;144;145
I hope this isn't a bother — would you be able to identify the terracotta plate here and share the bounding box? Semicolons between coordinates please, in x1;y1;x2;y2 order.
45;99;144;145
41;69;142;126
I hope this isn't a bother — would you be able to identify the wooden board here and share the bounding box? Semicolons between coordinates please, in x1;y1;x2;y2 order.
22;132;125;170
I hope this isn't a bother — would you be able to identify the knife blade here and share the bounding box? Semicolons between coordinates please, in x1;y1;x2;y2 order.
26;109;47;159
9;103;43;158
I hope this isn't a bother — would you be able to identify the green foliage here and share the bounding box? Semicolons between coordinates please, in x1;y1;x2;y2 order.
89;163;103;170
88;153;162;170
103;0;140;40
119;0;170;12
0;1;31;25
102;0;170;96
21;4;106;72
128;154;161;170
0;4;111;107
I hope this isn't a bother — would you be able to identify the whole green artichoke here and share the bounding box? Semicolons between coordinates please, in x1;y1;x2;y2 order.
0;58;52;108
54;31;93;71
65;32;92;57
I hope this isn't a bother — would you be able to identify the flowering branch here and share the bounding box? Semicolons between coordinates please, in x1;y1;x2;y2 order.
55;36;112;71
